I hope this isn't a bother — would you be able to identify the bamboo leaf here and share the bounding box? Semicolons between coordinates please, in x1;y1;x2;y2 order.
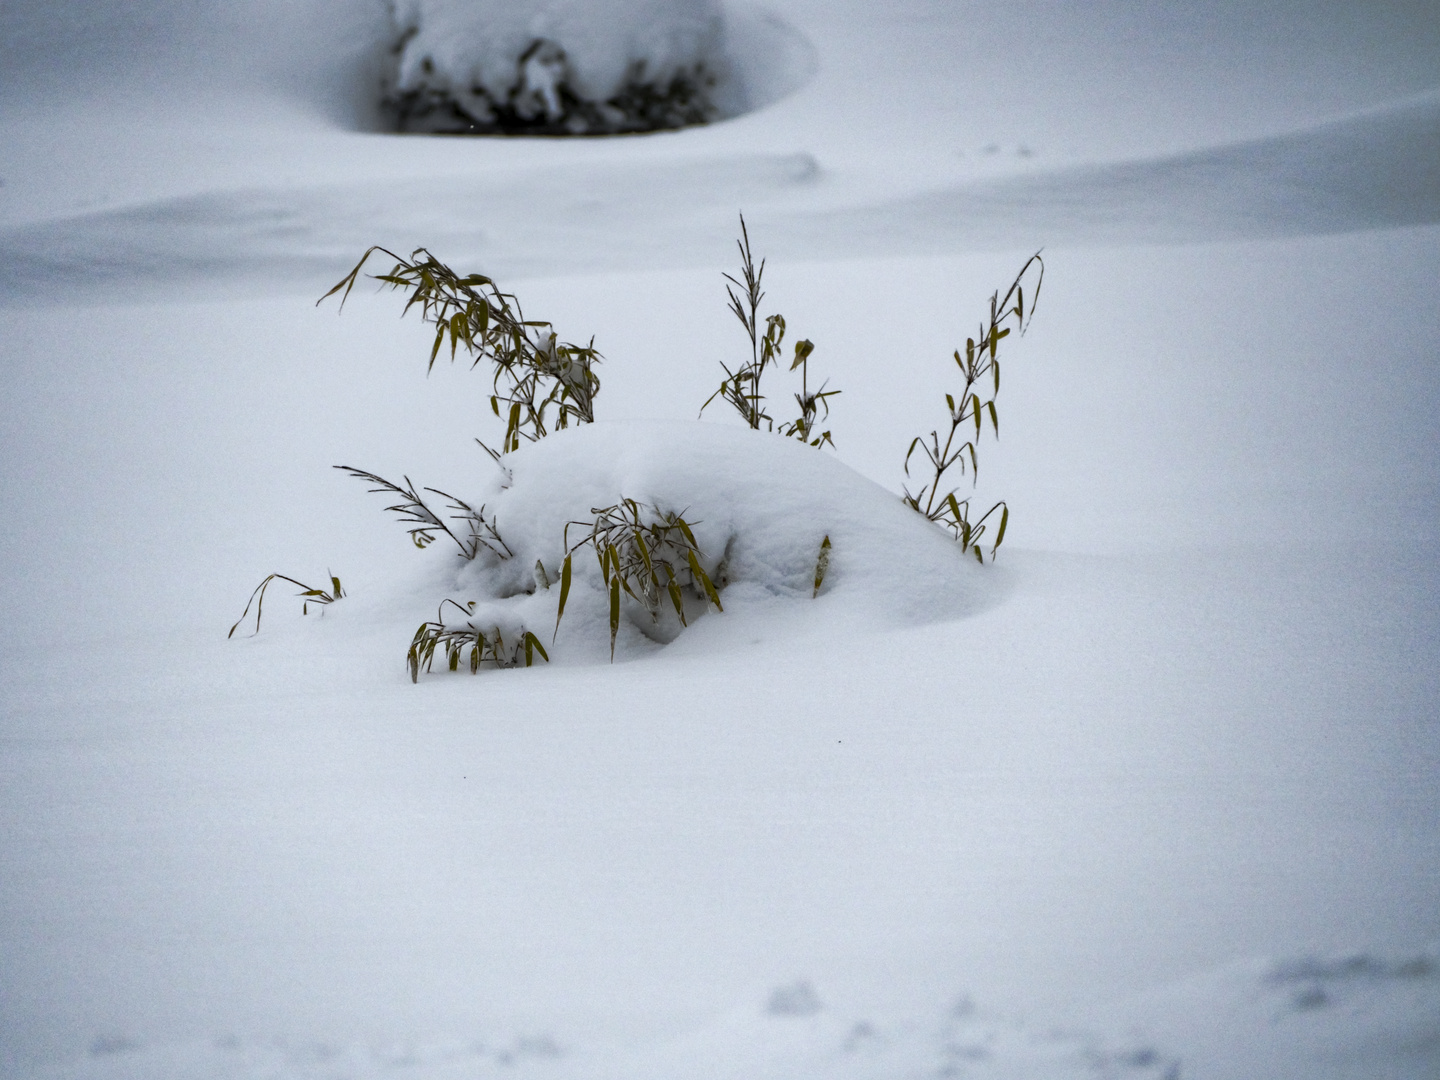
609;576;620;660
813;534;831;597
429;322;446;371
688;550;724;611
668;518;695;551
553;553;572;642
666;572;687;626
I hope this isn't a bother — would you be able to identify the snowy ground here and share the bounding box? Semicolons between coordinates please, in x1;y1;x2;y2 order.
2;2;1438;1078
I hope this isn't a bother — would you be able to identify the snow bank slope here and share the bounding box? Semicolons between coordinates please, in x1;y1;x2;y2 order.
4;88;1436;302
421;420;987;668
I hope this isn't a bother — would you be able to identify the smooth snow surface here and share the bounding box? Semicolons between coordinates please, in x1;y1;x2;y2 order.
2;2;1438;1079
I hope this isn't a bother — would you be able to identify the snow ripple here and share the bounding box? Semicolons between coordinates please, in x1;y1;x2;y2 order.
2;90;1437;304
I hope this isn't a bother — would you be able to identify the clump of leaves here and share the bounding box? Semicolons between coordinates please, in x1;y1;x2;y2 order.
229;573;344;638
778;336;838;449
334;465;511;560
903;253;1044;562
407;599;549;683
702;215;836;445
322;246;601;453
558;499;725;660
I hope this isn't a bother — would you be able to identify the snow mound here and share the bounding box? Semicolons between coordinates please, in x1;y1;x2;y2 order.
420;421;988;670
1101;947;1440;1080
23;953;1440;1079
23;987;1182;1080
386;0;725;134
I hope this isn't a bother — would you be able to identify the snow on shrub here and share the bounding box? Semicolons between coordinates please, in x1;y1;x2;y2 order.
235;227;1039;680
385;0;724;134
412;419;988;673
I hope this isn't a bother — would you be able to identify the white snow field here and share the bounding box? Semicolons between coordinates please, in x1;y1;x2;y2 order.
2;1;1439;1078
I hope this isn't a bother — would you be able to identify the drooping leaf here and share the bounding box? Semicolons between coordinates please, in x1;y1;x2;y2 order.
609;576;621;660
553;553;572;642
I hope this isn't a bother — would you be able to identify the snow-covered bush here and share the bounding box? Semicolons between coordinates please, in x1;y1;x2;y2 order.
384;0;724;134
403;419;987;674
236;228;1040;679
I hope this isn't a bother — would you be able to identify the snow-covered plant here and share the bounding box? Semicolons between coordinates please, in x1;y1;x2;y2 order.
408;599;549;682
334;466;511;559
702;215;836;445
558;499;724;659
322;246;601;453
384;0;723;135
902;253;1044;562
229;573;344;638
236;225;1043;677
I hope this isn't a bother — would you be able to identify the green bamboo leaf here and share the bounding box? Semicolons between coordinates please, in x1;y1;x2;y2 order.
609;576;621;660
429;322;446;371
904;436;922;474
688;550;724;611
525;632;549;665
553;553;572;643
506;402;522;453
449;312;465;358
666;572;687;626
987;399;999;435
992;504;1008;550
675;518;700;550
